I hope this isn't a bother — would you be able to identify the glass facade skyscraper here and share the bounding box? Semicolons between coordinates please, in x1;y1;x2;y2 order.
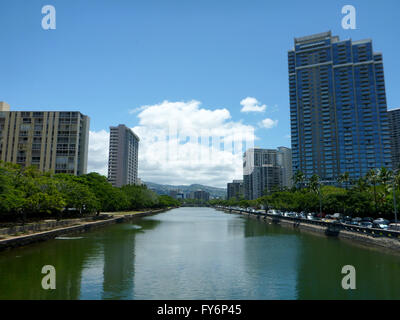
288;31;391;183
388;108;400;170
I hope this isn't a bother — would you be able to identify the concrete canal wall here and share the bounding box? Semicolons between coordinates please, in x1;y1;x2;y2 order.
0;208;171;252
219;208;400;251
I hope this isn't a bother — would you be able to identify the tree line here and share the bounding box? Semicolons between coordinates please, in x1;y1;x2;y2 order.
210;168;400;220
0;161;180;222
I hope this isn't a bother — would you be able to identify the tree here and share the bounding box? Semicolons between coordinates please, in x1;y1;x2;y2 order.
366;169;379;214
121;185;159;210
293;171;305;190
309;174;320;194
158;195;180;207
56;178;100;215
352;178;367;194
21;174;66;219
337;172;350;190
75;173;129;212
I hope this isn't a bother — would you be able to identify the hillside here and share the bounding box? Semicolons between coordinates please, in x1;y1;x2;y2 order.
144;182;226;199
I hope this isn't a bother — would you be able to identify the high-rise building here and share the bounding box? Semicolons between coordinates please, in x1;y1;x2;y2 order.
107;124;140;187
227;180;244;200
243;148;283;200
0;102;89;175
277;146;293;188
193;190;210;202
289;31;392;183
169;189;184;199
388;108;400;170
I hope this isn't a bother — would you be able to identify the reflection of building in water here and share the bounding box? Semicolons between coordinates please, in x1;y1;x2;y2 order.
102;226;136;299
0;237;98;299
295;235;400;299
242;218;299;299
101;218;161;299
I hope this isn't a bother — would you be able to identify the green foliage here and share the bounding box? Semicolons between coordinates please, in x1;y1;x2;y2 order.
211;168;400;219
0;162;178;221
158;195;180;207
121;184;160;209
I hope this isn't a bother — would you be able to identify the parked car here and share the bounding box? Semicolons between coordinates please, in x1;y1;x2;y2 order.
362;217;374;223
332;213;342;220
374;223;389;230
268;209;278;215
360;221;373;228
373;218;389;225
350;217;362;226
298;212;306;219
388;223;400;231
307;213;317;220
340;216;352;224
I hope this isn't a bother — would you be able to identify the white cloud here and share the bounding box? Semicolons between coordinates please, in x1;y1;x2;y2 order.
240;97;266;113
129;105;148;114
87;130;109;176
260;118;278;129
87;100;257;188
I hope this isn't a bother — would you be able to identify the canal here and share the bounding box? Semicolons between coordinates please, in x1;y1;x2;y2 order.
0;207;399;299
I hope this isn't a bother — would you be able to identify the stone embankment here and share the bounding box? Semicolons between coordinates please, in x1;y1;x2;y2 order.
217;207;400;251
0;208;171;251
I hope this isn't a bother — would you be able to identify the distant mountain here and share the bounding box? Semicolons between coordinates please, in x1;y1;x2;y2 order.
144;181;226;199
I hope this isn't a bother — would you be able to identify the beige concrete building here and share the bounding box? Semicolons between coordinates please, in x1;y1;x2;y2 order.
107;124;139;187
277;146;293;188
0;102;90;175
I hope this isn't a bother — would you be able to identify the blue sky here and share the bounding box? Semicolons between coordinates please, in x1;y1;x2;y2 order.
1;0;400;187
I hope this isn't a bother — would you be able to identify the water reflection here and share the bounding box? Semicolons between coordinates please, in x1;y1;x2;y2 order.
101;219;160;300
242;217;299;299
0;235;100;299
0;208;399;299
295;235;400;299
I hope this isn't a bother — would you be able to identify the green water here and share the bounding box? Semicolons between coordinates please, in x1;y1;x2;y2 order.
0;207;399;299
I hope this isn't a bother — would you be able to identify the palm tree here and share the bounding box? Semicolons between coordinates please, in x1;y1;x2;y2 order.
378;167;393;187
309;174;322;215
393;169;400;223
337;172;350;214
293;171;305;190
337;172;350;190
309;174;320;194
366;169;379;214
355;177;368;192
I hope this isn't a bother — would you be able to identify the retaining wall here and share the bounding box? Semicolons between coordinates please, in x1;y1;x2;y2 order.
0;208;169;252
220;208;400;251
